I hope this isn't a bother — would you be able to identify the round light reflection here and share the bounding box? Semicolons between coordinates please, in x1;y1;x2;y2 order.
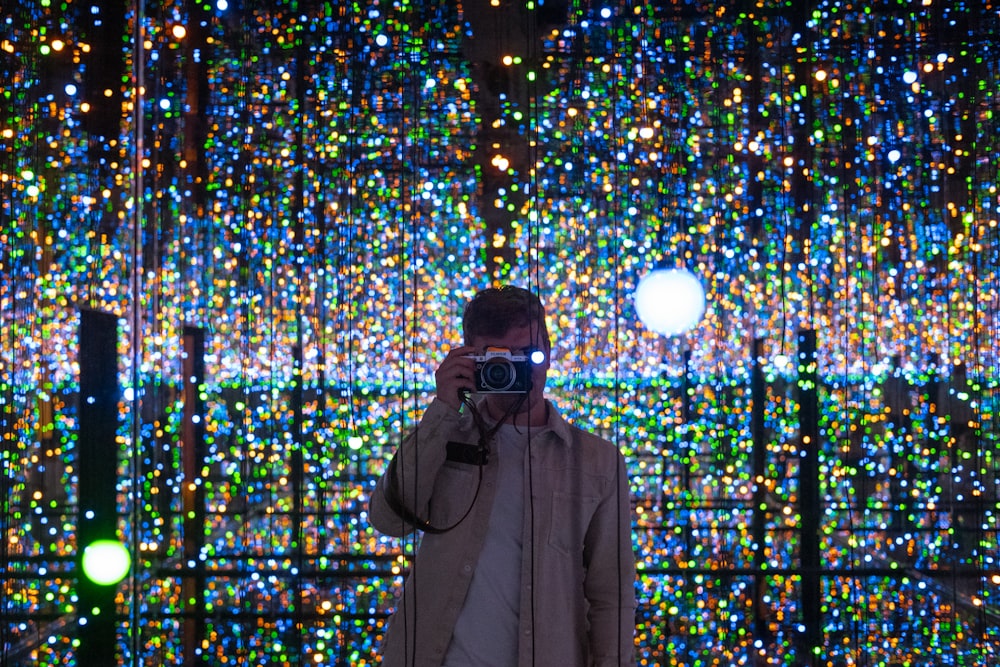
81;539;131;586
634;268;706;336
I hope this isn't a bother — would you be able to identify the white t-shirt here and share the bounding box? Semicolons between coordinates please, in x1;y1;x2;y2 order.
442;423;530;667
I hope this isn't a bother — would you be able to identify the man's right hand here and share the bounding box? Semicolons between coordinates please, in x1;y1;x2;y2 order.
434;345;477;411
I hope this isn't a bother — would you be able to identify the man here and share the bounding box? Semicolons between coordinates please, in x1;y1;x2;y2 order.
369;285;637;666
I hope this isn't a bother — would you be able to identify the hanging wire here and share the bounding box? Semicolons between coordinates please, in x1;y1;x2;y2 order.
614;3;634;660
128;0;147;663
773;13;791;368
596;2;642;661
394;4;425;662
965;4;997;643
526;0;542;296
233;0;256;654
835;9;864;660
0;2;38;662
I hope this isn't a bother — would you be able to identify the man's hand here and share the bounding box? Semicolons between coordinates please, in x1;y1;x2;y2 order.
435;345;477;411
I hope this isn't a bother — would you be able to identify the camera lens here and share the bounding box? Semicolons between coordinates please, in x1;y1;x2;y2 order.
482;358;515;391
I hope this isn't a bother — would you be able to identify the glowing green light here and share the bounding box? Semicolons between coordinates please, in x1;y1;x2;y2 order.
82;539;131;586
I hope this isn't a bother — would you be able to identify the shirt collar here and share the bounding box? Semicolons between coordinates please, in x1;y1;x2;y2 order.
474;397;573;446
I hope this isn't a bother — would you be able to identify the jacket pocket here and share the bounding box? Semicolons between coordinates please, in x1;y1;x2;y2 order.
548;491;600;556
428;462;479;525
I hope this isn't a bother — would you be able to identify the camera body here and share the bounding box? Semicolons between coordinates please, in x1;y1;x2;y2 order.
470;348;532;393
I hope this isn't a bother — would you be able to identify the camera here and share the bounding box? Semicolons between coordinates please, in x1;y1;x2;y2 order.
470;348;532;393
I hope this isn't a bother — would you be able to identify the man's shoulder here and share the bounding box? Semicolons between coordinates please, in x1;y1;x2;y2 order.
547;402;620;451
566;420;615;447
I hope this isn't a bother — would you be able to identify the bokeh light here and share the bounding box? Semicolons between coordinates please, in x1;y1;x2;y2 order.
1;0;998;665
633;267;707;336
81;540;132;586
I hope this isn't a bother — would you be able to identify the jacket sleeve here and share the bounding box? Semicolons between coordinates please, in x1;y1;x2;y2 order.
368;398;463;537
583;448;638;667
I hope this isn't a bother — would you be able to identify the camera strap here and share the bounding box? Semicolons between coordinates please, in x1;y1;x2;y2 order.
381;393;527;534
382;453;481;535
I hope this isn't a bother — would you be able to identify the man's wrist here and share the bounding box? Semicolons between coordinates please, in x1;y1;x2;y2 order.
426;395;465;420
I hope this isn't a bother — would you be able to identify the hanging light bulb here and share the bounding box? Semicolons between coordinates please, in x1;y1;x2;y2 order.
81;539;131;586
633;267;706;336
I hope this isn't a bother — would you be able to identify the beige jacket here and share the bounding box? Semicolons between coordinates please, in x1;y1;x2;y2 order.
369;397;637;667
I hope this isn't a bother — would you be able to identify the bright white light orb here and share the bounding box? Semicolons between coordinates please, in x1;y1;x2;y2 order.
634;268;706;336
82;539;131;586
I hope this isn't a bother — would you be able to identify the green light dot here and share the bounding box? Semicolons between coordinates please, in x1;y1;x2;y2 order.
82;540;131;586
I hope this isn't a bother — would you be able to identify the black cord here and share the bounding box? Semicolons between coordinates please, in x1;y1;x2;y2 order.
383;392;528;534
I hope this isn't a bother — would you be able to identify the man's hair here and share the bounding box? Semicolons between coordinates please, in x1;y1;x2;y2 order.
462;285;549;348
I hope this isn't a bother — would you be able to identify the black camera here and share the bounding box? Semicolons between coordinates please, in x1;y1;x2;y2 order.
470;349;532;393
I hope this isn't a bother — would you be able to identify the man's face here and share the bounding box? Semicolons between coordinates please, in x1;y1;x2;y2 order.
469;323;550;418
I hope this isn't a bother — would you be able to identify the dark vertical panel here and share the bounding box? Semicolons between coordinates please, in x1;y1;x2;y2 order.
77;309;120;666
80;0;128;147
291;343;305;652
797;329;821;656
182;0;212;207
750;337;768;640
181;326;206;663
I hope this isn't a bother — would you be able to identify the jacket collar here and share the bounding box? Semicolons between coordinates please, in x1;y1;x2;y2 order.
472;397;573;447
542;400;574;446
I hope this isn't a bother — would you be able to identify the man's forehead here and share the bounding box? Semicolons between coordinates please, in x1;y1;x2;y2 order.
471;324;543;347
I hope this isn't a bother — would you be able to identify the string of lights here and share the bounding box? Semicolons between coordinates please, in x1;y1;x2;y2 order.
1;0;998;664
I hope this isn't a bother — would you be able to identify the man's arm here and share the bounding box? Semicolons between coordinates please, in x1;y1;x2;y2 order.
368;398;463;537
368;345;477;537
